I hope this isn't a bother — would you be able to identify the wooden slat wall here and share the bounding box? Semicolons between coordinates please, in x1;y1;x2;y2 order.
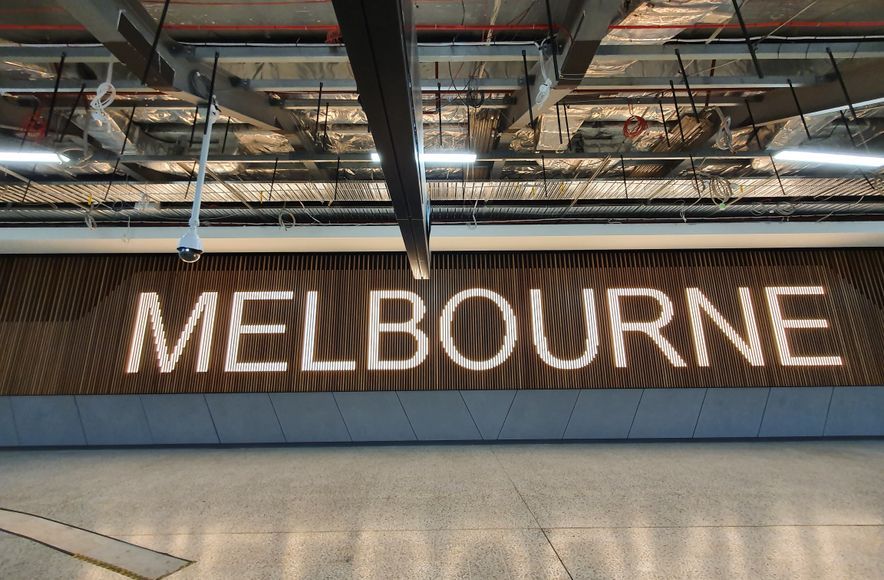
0;249;882;395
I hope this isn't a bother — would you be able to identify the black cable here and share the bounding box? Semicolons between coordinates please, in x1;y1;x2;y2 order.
183;161;197;200
555;104;563;145
744;99;764;149
437;82;443;147
56;82;85;143
268;157;279;202
221;118;231;153
731;0;763;78
620;155;628;199
521;49;535;130
658;99;671;147
333;155;340;204
19;101;39;149
689;154;701;197
142;0;172;84
787;79;812;140
674;49;699;118
770;153;786;197
826;48;858;122
466;109;471;149
670;81;687;148
745;100;787;197
839;110;876;190
203;52;220;136
44;52;66;139
314;81;323;138
102;104;138;203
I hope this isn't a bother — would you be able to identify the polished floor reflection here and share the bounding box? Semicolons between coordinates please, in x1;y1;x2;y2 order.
0;441;882;579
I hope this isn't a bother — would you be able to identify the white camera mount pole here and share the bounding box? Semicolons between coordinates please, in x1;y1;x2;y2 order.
189;98;220;231
177;52;221;261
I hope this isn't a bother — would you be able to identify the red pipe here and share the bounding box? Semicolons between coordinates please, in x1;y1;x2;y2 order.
165;23;554;32
141;0;330;4
3;20;883;33
142;0;466;3
0;25;85;31
0;23;552;32
610;20;884;30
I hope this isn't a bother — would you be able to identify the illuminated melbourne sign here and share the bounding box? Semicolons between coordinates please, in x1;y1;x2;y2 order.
125;285;843;375
0;250;882;395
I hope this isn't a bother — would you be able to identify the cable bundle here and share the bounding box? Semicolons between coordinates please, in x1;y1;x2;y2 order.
622;103;647;139
90;63;116;124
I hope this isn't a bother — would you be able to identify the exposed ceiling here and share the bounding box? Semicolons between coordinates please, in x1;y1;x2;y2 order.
0;0;882;268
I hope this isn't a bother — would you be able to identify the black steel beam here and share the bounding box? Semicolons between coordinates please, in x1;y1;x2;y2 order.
55;0;327;180
331;0;431;279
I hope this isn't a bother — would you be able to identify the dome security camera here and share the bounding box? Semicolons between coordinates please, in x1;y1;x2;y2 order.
176;227;203;263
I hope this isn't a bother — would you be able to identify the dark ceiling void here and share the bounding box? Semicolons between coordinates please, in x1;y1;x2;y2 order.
0;0;881;248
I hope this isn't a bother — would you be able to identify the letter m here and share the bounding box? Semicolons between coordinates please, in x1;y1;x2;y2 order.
126;292;219;373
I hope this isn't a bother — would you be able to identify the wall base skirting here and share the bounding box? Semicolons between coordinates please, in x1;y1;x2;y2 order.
1;388;883;447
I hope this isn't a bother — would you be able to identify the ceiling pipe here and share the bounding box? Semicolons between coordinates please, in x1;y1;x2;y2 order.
7;20;884;33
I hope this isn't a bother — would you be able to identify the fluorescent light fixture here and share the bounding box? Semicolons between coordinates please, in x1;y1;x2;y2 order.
369;151;476;164
808;97;884;117
423;152;477;164
773;150;884;168
0;151;68;164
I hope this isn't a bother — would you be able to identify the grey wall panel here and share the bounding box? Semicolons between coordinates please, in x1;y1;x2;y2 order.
0;397;18;446
564;389;643;439
10;396;86;446
334;392;416;442
693;388;769;438
3;387;882;447
270;393;351;443
824;386;884;436
140;394;219;444
460;390;516;440
629;388;706;439
205;394;285;444
76;395;152;445
758;387;833;437
397;391;481;441
498;390;579;440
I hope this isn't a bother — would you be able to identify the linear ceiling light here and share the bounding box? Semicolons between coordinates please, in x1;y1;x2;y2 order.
0;151;68;163
773;150;884;168
370;152;477;164
423;152;477;164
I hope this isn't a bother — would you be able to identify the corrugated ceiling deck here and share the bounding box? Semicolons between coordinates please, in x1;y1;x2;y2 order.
1;177;878;206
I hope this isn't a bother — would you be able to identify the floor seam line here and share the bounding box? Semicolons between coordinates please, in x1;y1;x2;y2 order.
541;527;574;580
488;447;575;578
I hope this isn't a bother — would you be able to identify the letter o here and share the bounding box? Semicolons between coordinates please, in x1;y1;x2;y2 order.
440;288;517;371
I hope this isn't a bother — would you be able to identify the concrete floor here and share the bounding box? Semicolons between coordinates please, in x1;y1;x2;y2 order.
0;442;882;579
